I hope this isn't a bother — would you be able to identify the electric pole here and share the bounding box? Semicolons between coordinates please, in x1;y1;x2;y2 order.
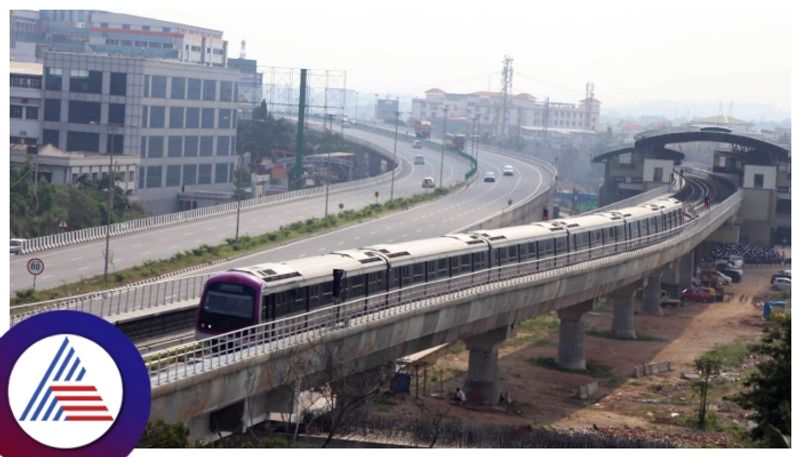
390;97;399;201
294;69;308;190
439;105;449;187
500;55;514;143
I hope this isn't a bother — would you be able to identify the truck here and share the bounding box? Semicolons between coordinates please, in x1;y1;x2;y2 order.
414;120;431;139
445;133;466;152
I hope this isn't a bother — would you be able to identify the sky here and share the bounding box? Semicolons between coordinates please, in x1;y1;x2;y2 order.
10;0;795;120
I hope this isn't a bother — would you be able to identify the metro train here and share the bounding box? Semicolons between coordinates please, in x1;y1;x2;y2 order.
196;197;685;337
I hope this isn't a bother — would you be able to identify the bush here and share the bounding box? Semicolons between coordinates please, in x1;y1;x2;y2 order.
138;420;191;448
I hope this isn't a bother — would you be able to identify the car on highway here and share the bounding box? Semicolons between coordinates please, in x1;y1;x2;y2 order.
421;177;436;188
484;171;496;183
680;287;719;303
10;238;24;255
414;155;425;165
412;140;422;149
502;165;514;176
771;276;791;291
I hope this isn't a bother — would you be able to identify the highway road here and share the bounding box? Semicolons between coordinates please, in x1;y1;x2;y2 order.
177;127;555;276
9;132;470;293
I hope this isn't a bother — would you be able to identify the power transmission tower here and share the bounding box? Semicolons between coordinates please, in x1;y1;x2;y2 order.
500;55;514;142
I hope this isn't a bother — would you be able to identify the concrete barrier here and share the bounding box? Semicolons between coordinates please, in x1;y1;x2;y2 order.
576;381;600;399
633;360;674;377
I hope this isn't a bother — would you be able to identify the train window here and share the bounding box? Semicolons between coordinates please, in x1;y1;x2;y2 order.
289;287;307;314
509;245;519;260
273;291;289;318
412;263;425;283
368;272;386;295
389;267;401;288
437;258;448;272
527;242;538;260
555;237;566;253
473;252;486;270
308;285;321;308
349;275;366;298
262;295;269;320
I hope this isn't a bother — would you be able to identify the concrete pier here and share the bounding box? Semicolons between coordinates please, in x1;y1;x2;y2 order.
463;326;513;405
640;270;664;316
557;300;594;370
610;282;639;339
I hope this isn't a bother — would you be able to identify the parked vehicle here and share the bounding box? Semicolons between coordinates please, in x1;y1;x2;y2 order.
412;140;422;149
717;267;742;283
484;171;496;183
771;276;791;291
421;177;436;188
771;270;791;284
10;238;25;255
680;287;718;303
727;255;744;269
660;289;681;308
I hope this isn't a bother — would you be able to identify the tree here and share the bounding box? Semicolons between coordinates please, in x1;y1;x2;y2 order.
694;353;723;429
733;316;791;447
232;166;251;201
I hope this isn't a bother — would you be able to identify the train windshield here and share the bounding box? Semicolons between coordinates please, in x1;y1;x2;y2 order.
203;286;254;319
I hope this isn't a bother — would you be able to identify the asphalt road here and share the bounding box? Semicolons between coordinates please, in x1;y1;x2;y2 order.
9;131;470;293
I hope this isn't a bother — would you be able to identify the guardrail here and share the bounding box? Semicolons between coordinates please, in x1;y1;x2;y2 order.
146;190;743;386
17;137;401;255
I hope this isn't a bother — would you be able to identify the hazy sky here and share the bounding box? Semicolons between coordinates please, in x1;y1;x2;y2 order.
18;0;794;117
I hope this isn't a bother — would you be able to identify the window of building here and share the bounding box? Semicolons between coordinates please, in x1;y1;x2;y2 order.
25;106;38;120
110;72;127;96
100;22;109;28
230;136;236;154
169;107;184;128
184;136;198;157
185;107;200;128
143;75;150;97
135;40;147;48
10;105;23;119
107;134;124;154
163;27;171;32
214;163;228;183
187;78;201;100
219;81;233;101
142;25;150;31
218;109;231;129
129;170;135;183
148;42;160;48
166;165;181;187
149;106;165;128
170;77;185;99
68;101;101;124
653;167;663;183
66;131;99;152
202;79;216;101
168;136;183;157
69;70;102;94
754;173;764;188
201;108;215;128
148;136;164;158
776;198;790;215
198;164;212;184
120;40;133;47
45;67;62;91
44;99;61;122
140;136;147;157
108;103;125;124
199;136;214;156
142;106;149;127
146;165;162;188
43;129;59;148
618;152;632;165
151;75;167;98
139;168;145;189
182;164;197;185
216;136;230;155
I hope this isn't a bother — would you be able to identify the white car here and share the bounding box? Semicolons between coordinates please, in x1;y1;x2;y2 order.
414;155;425;165
421;177;436;188
727;255;744;269
10;238;25;255
412;140;422;149
772;276;791;291
502;165;514;176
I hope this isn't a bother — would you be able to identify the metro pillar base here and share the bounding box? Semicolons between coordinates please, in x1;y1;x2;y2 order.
640;271;664;317
557;300;594;371
463;326;513;405
610;282;639;340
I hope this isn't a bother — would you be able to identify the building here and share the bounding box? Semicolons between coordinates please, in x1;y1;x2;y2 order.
411;87;601;138
10;144;139;194
10;62;43;146
227;57;264;119
10;10;227;67
40;51;240;215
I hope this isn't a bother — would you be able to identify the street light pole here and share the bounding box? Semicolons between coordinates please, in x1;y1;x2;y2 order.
324;113;333;218
235;152;244;241
390;98;399;201
439;105;449;187
103;124;117;283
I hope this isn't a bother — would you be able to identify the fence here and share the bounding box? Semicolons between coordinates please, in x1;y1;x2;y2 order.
145;190;742;386
18;137;401;255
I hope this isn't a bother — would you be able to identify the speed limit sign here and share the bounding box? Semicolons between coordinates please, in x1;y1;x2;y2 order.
27;258;44;290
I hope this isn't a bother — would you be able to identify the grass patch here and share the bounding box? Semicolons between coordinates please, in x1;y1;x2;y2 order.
503;313;559;348
11;185;460;308
703;342;751;368
586;328;664;341
526;356;613;378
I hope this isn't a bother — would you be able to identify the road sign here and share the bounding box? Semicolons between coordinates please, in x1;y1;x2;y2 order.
27;258;44;276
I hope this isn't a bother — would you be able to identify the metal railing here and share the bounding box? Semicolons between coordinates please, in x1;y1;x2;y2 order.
146;190;742;387
17;138;401;255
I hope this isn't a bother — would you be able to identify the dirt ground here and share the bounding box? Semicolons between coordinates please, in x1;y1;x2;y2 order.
377;266;784;447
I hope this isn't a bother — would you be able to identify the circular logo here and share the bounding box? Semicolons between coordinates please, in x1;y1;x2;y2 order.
8;335;124;449
0;311;150;457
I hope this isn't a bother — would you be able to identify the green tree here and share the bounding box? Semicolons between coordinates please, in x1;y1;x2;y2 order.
138;420;191;448
694;353;723;429
733;316;791;447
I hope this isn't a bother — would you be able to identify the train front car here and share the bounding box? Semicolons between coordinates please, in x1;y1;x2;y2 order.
195;271;262;338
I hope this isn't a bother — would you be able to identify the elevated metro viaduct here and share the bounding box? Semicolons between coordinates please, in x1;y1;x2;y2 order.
594;127;790;246
148;178;741;442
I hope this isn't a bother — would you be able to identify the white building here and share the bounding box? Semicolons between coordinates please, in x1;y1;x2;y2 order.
10;61;43;146
411;87;601;136
11;10;227;67
41;51;240;215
